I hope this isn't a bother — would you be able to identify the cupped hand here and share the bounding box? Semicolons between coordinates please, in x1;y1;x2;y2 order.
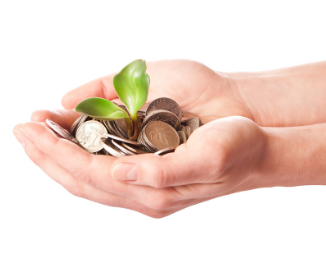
61;60;252;124
14;60;264;218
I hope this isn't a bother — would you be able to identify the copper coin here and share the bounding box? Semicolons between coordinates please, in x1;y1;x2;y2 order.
46;119;78;144
182;117;202;132
146;97;182;120
143;121;180;151
142;110;180;130
177;131;187;144
185;126;191;139
114;118;128;138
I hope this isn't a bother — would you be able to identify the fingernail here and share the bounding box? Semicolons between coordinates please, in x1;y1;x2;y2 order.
113;163;137;181
13;130;25;148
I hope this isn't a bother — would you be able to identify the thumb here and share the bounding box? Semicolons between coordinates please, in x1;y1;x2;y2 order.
62;74;117;110
111;144;221;188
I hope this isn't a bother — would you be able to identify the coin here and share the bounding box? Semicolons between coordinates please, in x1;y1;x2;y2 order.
46;119;78;144
177;131;187;144
181;111;198;122
142;109;180;129
185;125;191;139
182;117;201;132
111;140;136;155
101;139;126;158
143;121;180;151
69;114;87;135
122;143;148;154
114;118;128;138
146;97;182;120
102;133;141;146
154;147;176;155
75;120;108;153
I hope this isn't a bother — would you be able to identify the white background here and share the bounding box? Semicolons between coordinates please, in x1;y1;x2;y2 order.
1;1;326;253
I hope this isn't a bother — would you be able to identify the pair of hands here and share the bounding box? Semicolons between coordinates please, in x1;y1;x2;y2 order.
12;60;301;218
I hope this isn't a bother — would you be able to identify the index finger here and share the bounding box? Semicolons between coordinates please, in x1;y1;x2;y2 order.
62;74;118;110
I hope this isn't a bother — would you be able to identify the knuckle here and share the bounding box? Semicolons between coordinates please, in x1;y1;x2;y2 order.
147;192;172;210
152;158;172;189
65;183;84;198
73;170;93;186
147;211;168;219
152;167;165;188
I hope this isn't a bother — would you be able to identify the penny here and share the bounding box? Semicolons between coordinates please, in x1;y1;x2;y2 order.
146;97;182;120
185;125;191;139
102;133;141;146
122;143;148;154
177;131;187;144
138;110;146;117
181;111;198;122
111;140;136;155
183;117;201;132
142;109;180;129
114;118;129;138
154;146;177;155
107;120;122;137
46;119;78;144
101;139;126;158
75;120;108;153
143;121;180;151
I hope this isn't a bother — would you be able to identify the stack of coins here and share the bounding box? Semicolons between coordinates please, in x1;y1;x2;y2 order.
46;97;202;157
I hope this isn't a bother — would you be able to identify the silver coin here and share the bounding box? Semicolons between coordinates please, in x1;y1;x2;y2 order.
102;133;141;146
75;120;108;153
142;109;180;130
101;139;126;158
69;114;84;135
111;140;136;155
46;119;78;144
146;97;182;120
122;143;148;154
75;115;92;134
177;131;187;144
154;147;177;155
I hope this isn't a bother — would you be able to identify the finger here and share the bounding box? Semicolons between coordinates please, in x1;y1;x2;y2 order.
111;142;224;188
62;75;118;110
31;109;81;130
14;128;176;218
20;122;208;210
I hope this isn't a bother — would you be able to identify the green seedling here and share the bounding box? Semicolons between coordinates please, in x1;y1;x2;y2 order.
75;59;150;140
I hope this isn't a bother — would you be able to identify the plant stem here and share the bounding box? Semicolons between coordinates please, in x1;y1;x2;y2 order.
129;113;139;141
124;117;133;139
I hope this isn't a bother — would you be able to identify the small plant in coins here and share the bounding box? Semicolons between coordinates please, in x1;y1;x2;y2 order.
46;59;203;157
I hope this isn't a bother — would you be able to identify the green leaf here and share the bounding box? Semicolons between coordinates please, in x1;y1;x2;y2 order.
113;59;150;118
75;97;129;120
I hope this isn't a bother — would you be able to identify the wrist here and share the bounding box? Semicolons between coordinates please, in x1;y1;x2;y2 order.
258;124;326;188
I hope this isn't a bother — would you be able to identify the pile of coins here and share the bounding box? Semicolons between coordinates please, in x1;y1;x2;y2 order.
46;97;202;157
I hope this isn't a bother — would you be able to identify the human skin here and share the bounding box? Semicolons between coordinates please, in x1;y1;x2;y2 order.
13;60;326;218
